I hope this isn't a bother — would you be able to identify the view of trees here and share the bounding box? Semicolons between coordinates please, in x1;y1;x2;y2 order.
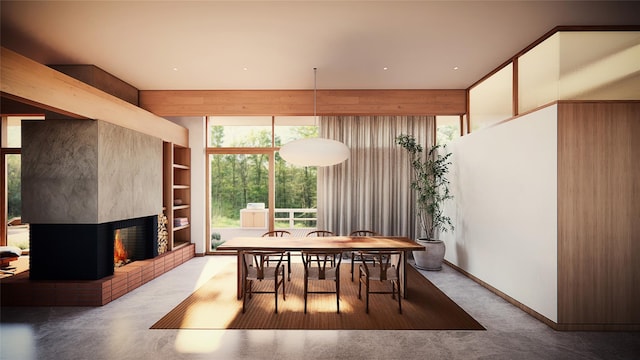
437;124;460;145
209;125;318;227
6;155;22;220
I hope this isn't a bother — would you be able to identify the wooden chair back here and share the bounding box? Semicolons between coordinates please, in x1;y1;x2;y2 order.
242;250;285;280
306;230;335;237
348;230;381;281
261;230;292;280
301;250;343;280
261;230;291;237
349;230;380;237
358;251;402;281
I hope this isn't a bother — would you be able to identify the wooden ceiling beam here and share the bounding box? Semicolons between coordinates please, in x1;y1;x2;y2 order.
1;47;188;147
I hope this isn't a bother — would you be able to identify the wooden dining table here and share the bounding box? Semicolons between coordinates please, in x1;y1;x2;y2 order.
217;236;425;300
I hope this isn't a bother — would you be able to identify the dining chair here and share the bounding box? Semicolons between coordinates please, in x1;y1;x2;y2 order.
261;230;292;280
301;250;343;314
242;250;287;314
305;230;337;266
306;230;335;237
357;250;403;314
348;230;381;281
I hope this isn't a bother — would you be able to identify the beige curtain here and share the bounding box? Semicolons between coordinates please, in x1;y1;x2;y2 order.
317;115;435;239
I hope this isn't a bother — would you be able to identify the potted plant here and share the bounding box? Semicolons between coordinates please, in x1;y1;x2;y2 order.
211;232;225;251
396;134;454;270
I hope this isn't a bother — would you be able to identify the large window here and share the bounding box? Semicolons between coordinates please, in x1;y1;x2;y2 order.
2;116;42;250
206;116;318;251
467;30;640;133
519;31;640;113
208;116;273;147
469;63;514;131
436;115;462;145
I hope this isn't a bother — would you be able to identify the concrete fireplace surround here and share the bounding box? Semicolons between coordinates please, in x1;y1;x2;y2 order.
22;118;162;224
21;118;163;280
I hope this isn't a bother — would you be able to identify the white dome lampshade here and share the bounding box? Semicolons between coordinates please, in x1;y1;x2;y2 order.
279;138;350;167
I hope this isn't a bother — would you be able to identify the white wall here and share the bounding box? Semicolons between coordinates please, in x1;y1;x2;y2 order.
166;116;207;254
442;105;559;322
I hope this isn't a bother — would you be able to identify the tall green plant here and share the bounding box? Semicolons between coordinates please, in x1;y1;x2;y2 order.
396;134;454;240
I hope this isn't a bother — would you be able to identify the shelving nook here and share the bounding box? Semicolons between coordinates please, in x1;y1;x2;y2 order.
163;142;191;250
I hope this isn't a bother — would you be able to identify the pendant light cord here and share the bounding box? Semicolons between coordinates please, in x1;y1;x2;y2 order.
313;67;317;125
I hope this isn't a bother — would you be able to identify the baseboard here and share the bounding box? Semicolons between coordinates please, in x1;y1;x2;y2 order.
443;260;560;330
444;260;640;331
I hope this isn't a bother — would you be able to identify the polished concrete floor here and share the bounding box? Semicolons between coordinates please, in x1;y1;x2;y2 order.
1;256;638;360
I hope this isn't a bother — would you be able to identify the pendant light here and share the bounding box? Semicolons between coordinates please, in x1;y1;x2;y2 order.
279;68;350;167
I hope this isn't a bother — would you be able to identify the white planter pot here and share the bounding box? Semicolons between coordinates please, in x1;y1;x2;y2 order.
413;239;445;271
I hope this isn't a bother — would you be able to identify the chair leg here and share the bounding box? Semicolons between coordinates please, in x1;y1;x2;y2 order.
281;265;286;300
336;274;340;314
350;255;355;282
243;279;254;313
365;277;370;314
274;273;278;314
242;280;247;313
396;280;402;314
304;273;308;314
276;265;287;314
358;268;362;300
287;252;291;281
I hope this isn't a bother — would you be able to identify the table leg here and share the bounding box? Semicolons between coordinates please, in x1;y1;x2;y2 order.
236;251;243;300
402;250;409;299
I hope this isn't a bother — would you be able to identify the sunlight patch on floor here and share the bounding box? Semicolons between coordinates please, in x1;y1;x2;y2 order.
193;256;236;291
174;330;224;354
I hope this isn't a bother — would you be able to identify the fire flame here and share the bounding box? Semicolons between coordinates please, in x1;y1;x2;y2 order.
114;229;128;265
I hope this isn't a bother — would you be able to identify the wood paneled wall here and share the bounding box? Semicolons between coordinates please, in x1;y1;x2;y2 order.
139;89;467;117
557;101;640;329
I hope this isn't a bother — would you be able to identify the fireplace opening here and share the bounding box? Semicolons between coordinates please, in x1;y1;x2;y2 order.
114;229;130;268
113;222;150;268
112;217;159;270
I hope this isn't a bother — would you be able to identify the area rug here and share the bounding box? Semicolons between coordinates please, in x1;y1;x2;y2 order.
150;262;484;330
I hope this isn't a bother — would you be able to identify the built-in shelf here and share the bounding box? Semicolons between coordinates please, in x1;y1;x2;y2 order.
163;142;191;251
173;241;191;250
173;224;190;232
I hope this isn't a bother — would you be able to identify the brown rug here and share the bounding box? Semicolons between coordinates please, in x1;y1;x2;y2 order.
150;262;484;330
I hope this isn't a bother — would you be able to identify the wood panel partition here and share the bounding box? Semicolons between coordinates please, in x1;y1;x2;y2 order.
557;101;640;330
139;89;467;117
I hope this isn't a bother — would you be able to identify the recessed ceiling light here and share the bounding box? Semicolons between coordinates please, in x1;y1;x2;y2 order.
453;66;459;70
243;67;248;71
383;67;389;70
173;67;179;71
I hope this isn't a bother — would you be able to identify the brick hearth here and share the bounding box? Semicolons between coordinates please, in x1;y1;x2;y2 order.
0;244;194;306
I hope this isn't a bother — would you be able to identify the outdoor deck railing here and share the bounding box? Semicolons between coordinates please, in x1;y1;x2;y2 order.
274;208;317;228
